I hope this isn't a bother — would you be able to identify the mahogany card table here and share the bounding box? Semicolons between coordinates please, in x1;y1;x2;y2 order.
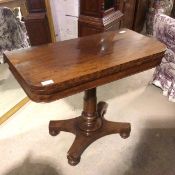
4;29;166;166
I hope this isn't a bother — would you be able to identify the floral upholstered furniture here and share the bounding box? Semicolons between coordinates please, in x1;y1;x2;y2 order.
146;0;173;36
0;7;29;63
153;13;175;102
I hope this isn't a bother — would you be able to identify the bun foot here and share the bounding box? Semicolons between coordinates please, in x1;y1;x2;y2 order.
49;129;60;136
67;154;80;166
120;132;130;139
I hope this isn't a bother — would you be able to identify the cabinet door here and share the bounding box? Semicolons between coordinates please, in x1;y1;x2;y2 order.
24;13;51;46
119;0;137;29
27;0;46;13
133;0;148;32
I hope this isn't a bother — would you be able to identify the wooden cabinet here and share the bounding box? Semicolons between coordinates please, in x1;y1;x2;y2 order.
118;0;148;32
133;0;148;32
79;0;149;37
24;0;51;46
25;0;149;43
24;13;51;46
78;0;123;37
119;0;137;29
27;0;46;13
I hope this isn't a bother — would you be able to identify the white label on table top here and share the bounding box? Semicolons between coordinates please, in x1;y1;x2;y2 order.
119;30;126;34
41;80;54;86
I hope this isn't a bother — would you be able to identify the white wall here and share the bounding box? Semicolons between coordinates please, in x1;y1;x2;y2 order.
50;0;79;41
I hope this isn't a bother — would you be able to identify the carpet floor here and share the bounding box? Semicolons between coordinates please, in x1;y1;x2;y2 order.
0;64;26;116
0;65;175;175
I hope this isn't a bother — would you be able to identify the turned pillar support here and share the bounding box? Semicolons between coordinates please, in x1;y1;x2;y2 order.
79;88;102;135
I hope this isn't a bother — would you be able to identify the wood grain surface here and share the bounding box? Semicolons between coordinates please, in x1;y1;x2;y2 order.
4;29;166;102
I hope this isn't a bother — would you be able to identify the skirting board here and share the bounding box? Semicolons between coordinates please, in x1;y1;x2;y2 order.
0;97;29;125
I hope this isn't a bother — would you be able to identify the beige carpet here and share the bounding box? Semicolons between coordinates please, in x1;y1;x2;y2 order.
0;64;26;116
0;65;175;175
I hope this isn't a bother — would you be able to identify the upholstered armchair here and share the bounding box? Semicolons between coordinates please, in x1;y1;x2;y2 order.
0;7;29;63
146;0;173;36
153;13;175;102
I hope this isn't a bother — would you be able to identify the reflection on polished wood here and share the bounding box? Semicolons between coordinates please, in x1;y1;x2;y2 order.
4;29;166;165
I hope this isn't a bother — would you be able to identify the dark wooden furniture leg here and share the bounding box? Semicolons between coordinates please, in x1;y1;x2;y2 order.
49;88;131;166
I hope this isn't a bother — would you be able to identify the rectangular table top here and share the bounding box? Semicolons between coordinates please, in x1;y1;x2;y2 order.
4;29;166;102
